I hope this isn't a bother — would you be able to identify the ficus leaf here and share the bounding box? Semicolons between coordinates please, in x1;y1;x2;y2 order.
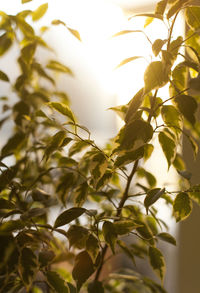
0;33;12;56
73;181;88;207
144;188;165;214
102;221;117;254
88;281;104;293
117;240;135;264
86;234;100;263
157;232;176;246
46;271;69;293
114;220;140;235
185;6;200;30
32;3;48;21
1;131;26;158
0;70;9;82
125;88;145;123
149;246;166;281
49;102;75;122
173;192;192;222
158;131;177;169
155;0;168;15
131;13;163;21
22;0;32;3
47;60;73;75
66;225;89;249
114;146;144;168
0;220;25;233
54;207;86;228
167;0;185;19
72;251;94;291
115;56;142;69
189;185;200;205
174;95;197;124
152;39;166;57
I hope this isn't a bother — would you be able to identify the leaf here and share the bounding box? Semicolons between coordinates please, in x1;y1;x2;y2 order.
125;88;145;123
45;130;66;158
72;251;94;291
137;167;157;188
177;170;192;180
173;192;192;222
144;61;169;93
152;39;166;56
114;146;144;168
96;171;113;190
89;152;108;180
32;3;48;21
109;104;128;121
117;119;153;151
112;30;143;38
46;271;69;293
144;17;154;28
117;240;135;264
161;105;182;129
49;102;75;122
22;0;32;3
68;140;90;156
66;225;89;249
73;181;88;207
102;221;117;254
0;198;15;209
157;232;176;246
144;188;165;214
68;27;81;41
155;0;168;15
1;131;26;158
54;207;86;228
0;70;9;82
20;208;46;221
167;0;185;19
136;222;155;245
143;144;154;161
158;131;177;169
86;234;100;263
0;220;25;233
0;33;12;56
19;247;38;290
114;220;140;235
88;281;104;293
21;42;36;64
131;13;163;20
149;246;166;281
174;95;198;124
115;56;142;69
189;185;200;205
47;60;73;75
185;6;200;30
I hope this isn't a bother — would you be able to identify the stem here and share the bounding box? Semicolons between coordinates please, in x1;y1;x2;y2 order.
167;12;179;51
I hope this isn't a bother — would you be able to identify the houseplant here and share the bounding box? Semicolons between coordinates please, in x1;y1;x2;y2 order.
0;0;200;292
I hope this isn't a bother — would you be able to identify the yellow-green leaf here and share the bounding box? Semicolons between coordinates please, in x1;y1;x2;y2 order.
173;192;192;222
0;70;9;82
32;3;48;21
149;246;166;281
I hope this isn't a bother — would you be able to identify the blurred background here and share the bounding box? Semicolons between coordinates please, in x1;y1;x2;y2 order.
0;1;200;292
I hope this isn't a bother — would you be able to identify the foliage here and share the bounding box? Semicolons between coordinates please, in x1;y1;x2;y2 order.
1;1;200;292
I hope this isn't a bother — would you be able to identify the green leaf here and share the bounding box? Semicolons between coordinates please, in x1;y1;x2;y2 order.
0;220;25;233
1;131;26;158
117;240;135;264
136;222;155;245
47;60;73;75
0;33;12;56
137;167;157;188
19;247;38;290
149;246;166;281
39;250;55;267
73;181;88;207
174;95;197;124
144;61;169;93
114;146;144;168
144;188;165;214
115;56;142;69
88;281;104;293
161;105;182;129
54;207;86;228
49;102;75;122
96;171;113;190
72;251;94;291
21;42;36;64
46;271;69;293
102;221;117;254
86;234;100;263
155;0;168;15
89;152;108;180
189;185;200;205
0;70;9;82
152;39;166;57
66;225;89;249
143;144;154;161
185;6;200;30
167;0;185;19
117;119;153;151
32;3;48;21
0;198;15;209
158;131;177;169
45;130;66;158
173;192;192;222
68;140;90;156
67;27;81;41
20;208;46;221
157;232;176;246
114;220;140;235
125;88;144;123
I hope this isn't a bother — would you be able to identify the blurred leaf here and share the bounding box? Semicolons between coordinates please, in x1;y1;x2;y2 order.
131;13;163;20
0;33;12;56
114;146;144;168
68;27;81;41
86;234;100;263
66;225;89;249
0;198;15;209
0;70;9;82
88;281;104;293
144;61;169;93
49;102;75;122
32;3;48;21
21;42;36;64
144;188;165;214
20;208;46;221
185;6;200;30
174;95;198;124
39;250;55;267
137;167;157;188
47;60;73;75
22;0;32;3
0;220;24;234
1;131;26;158
117;240;135;264
96;171;113;190
73;181;88;207
157;232;176;245
125;88;144;123
46;271;69;293
177;170;192;180
189;185;200;205
54;207;86;228
45;130;66;158
115;56;142;69
158;130;177;169
109;104;128;121
72;251;94;291
173;192;192;222
114;220;140;235
19;247;38;290
152;39;166;56
161;105;182;129
167;0;184;19
155;0;168;15
143;144;154;161
149;246;165;281
68;140;91;156
102;221;117;254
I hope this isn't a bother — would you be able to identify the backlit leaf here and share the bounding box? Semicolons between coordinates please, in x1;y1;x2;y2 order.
22;0;32;3
115;56;142;69
19;247;38;290
89;152;108;180
152;39;166;56
72;251;94;291
149;246;166;281
173;192;192;222
86;234;100;263
54;207;86;228
21;42;36;64
0;220;25;233
102;221;117;254
167;0;185;19
158;131;177;169
125;88;144;123
155;0;168;15
189;185;200;205
114;220;140;235
47;60;73;75
185;6;200;30
0;70;9;82
157;232;176;246
144;61;169;93
117;240;135;264
32;3;48;21
131;13;163;20
46;271;69;293
174;95;197;124
68;27;81;41
137;167;157;188
144;188;165;214
1;131;26;158
68;140;91;156
66;225;89;249
49;102;75;122
114;146;144;168
45;130;66;158
0;33;12;56
73;181;88;207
